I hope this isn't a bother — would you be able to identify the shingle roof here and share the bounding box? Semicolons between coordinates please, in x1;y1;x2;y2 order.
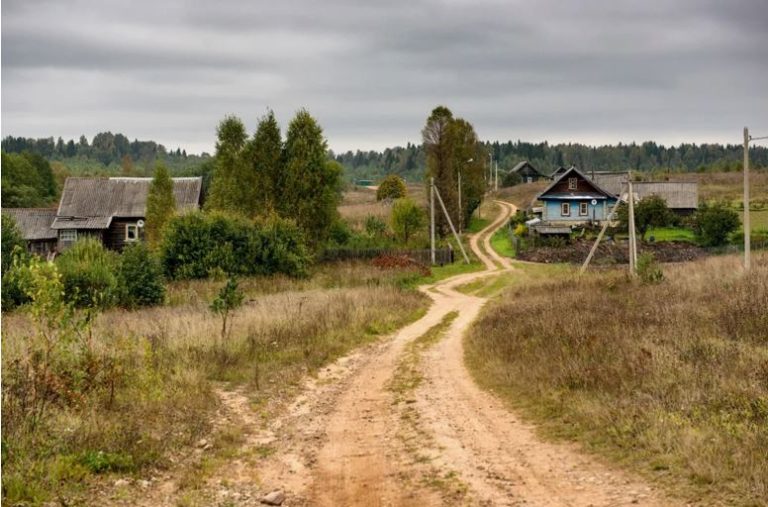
589;172;630;196
510;161;545;176
2;208;58;240
537;166;616;201
632;182;698;209
55;177;202;229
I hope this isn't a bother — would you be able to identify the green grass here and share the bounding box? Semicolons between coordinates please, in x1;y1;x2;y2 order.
466;215;491;234
490;227;515;257
748;210;768;230
643;227;697;243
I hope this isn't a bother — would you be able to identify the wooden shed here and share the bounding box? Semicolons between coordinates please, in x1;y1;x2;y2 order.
2;208;58;257
52;177;202;251
510;161;547;183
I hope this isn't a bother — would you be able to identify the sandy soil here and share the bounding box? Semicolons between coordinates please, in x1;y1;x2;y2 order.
99;198;677;506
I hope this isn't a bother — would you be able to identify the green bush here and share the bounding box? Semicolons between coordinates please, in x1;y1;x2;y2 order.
116;242;166;308
55;238;118;308
2;214;27;276
694;202;741;246
161;211;310;280
391;198;424;245
376;174;407;201
1;253;33;310
636;252;664;284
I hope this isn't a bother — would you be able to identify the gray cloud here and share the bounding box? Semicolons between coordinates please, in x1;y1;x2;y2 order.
3;0;767;153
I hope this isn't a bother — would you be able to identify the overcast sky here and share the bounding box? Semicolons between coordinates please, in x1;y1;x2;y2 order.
2;0;767;154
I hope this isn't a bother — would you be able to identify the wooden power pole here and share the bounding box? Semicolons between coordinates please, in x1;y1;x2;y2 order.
627;179;638;276
430;176;436;265
744;127;751;272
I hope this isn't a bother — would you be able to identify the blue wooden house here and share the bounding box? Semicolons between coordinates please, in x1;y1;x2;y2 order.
536;166;619;226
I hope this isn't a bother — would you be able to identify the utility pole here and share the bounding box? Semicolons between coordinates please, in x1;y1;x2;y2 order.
744;127;751;272
494;161;499;192
430;176;436;265
743;127;768;272
433;183;471;264
457;171;462;233
628;179;638;275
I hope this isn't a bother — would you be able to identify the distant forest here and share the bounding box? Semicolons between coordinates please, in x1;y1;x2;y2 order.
1;133;211;177
333;140;768;183
4;134;767;191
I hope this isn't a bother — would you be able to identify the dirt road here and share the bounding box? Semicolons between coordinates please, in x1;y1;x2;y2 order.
114;201;674;506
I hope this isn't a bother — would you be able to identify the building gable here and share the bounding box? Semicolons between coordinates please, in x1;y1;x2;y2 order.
537;166;615;201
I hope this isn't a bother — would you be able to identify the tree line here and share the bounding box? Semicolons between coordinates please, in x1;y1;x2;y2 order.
335;139;768;183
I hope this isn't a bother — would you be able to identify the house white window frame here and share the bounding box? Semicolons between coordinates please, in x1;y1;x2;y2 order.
561;202;570;216
568;177;578;190
125;223;139;242
579;202;588;216
60;229;78;242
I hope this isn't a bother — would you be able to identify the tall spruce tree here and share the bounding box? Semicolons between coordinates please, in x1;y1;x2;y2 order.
246;110;283;215
282;110;341;245
146;162;176;248
207;116;248;213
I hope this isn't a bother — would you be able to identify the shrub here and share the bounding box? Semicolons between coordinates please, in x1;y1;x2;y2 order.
116;242;166;308
364;215;388;238
502;171;522;187
391;198;424;245
694;202;740;246
636;252;664;284
161;211;310;280
617;195;676;240
513;223;528;237
1;252;33;310
376;174;407;201
2;213;27;276
55;238;118;308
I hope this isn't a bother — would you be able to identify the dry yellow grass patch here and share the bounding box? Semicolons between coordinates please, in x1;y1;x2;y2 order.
466;253;768;506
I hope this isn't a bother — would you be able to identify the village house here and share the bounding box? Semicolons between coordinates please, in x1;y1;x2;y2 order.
536;166;619;229
590;173;698;216
52;176;203;251
1;208;58;258
509;161;547;183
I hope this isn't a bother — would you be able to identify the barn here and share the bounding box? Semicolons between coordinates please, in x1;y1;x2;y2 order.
2;208;58;258
52;177;203;251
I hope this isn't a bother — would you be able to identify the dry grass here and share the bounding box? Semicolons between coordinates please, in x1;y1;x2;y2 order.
669;171;768;204
2;269;429;505
466;253;768;506
497;181;549;209
339;184;427;230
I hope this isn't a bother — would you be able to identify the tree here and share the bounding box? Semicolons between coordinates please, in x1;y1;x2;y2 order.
376;175;407;201
145;162;177;248
246;110;282;215
209;276;244;341
2;214;27;276
694;203;740;246
423;106;456;236
391;198;424;245
422;106;486;235
618;195;676;241
1;152;57;207
116;242;166;308
282;110;342;245
207;116;248;214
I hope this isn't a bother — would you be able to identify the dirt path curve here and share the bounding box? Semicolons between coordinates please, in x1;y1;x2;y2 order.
301;198;675;507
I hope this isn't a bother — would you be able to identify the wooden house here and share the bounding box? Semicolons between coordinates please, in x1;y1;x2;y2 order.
510;161;547;183
52;177;202;251
536;166;619;226
2;208;58;257
590;173;698;216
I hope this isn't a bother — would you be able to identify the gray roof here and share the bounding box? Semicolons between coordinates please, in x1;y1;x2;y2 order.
510;160;545;176
537;166;616;201
2;208;58;240
589;172;630;196
55;176;202;229
631;182;698;209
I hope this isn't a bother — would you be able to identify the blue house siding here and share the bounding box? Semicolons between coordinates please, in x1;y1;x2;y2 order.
542;198;616;222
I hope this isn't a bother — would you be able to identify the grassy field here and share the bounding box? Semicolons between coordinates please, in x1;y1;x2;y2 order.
465;253;768;506
1;264;430;505
496;180;548;210
643;227;697;243
490;226;516;257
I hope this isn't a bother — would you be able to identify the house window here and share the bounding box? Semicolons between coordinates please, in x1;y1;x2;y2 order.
561;203;570;216
60;229;77;243
568;177;578;190
580;202;588;216
126;224;139;242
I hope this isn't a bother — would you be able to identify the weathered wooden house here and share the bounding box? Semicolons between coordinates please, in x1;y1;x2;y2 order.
536;166;619;226
52;177;203;251
510;161;547;183
590;173;698;216
550;166;570;180
2;208;58;257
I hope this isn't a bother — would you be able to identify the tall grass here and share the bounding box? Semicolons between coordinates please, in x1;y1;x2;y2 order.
2;271;428;505
466;253;768;506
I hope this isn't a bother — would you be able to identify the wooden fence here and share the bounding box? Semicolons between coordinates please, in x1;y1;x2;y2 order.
321;247;454;266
